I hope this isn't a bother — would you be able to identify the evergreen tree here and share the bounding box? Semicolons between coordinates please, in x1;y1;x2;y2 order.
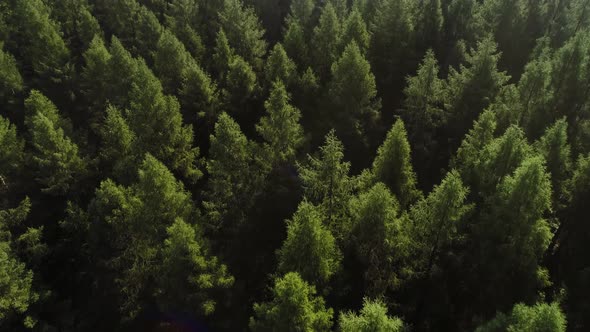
179;60;219;122
256;80;303;165
349;183;409;296
249;272;333;331
219;0;267;69
339;298;405;332
24;90;86;194
0;43;23;102
0;116;24;190
446;37;510;147
328;42;380;144
283;18;309;69
277;201;341;284
312;3;342;79
298;131;353;235
535;118;572;209
264;43;296;88
153;29;192;94
341;9;370;54
98;106;137;182
401;49;445;179
415;0;444;53
475;302;566;332
371;119;421;208
0;199;38;329
470;156;552;316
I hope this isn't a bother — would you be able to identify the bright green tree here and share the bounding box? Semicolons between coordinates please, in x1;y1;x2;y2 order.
298;131;353;234
371;119;421;208
256;80;304;164
475;302;566;332
0;43;23;101
277;201;341;284
249;272;333;332
339;298;405;332
264;43;297;88
349;183;409;295
24;90;86;194
0;116;24;190
219;0;267;69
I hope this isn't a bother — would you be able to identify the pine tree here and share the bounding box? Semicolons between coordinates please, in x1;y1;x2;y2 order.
0;116;24;190
179;60;219;122
11;0;70;80
341;9;370;54
475;302;566;332
218;0;267;69
339;298;405;332
153;29;192;94
415;0;444;53
535;118;572;209
471;156;552;315
205;113;259;227
24;90;86;194
212;29;234;79
409;170;469;276
264;43;296;88
0;43;23;102
155;218;234;317
0;198;38;329
283;18;309;69
98;106;137;182
249;272;333;332
298;131;353;234
256;80;303;164
401;50;446;185
328;41;380;141
312;3;342;79
371;119;421;208
349;183;409;295
277;201;341;284
446;36;510;146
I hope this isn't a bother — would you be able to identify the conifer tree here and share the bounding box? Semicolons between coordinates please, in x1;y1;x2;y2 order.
249;272;333;332
24;90;86;194
264;43;296;88
446;37;510;145
153;29;192;94
256;80;303;164
212;29;234;79
98;106;137;182
0;116;24;190
475;302;566;332
0;199;38;329
339;298;405;332
283;18;309;69
0;43;23;102
298;131;352;233
328;42;380;141
219;0;267;69
179;60;219;122
371;119;421;208
349;183;408;295
312;3;342;79
415;0;444;53
341;9;370;54
277;201;341;284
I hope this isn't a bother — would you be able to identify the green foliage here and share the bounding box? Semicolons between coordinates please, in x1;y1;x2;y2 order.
24;90;86;194
0;198;39;328
249;272;333;332
371;119;421;208
409;170;469;274
264;43;296;87
256;80;304;164
312;3;342;79
298;131;353;233
155;218;234;316
219;0;267;69
349;183;408;295
475;302;566;332
0;43;23;100
339;298;405;332
0;116;24;188
328;41;380;139
277;201;341;284
11;0;70;78
341;9;370;54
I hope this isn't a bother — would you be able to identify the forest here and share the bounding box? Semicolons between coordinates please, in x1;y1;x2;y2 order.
0;0;589;331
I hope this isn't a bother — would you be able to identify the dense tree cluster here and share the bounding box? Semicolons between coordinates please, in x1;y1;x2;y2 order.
1;0;589;331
